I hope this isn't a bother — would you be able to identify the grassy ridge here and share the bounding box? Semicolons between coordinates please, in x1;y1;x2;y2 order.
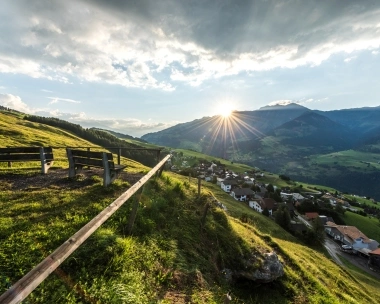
1;109;380;303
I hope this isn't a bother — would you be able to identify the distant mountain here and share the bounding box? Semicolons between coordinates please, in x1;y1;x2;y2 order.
141;103;380;199
141;103;310;155
270;111;354;151
90;128;148;143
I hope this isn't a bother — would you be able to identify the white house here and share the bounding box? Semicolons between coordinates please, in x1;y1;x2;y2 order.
221;180;238;192
230;188;255;202
249;198;277;215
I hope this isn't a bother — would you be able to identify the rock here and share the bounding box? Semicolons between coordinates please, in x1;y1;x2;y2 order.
235;252;284;283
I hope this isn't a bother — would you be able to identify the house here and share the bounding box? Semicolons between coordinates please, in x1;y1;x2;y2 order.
249;198;277;215
325;222;379;251
368;248;380;270
281;192;293;201
318;215;334;225
243;176;255;185
221;180;238;192
292;193;305;202
305;212;319;221
249;198;265;213
216;177;224;186
231;188;256;202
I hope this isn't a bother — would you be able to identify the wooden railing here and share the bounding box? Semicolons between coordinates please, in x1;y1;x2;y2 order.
0;154;171;304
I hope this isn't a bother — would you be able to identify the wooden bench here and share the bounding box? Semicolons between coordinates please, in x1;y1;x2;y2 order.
0;147;54;174
66;148;126;186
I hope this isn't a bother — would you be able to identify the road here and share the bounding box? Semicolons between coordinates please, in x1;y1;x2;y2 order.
296;213;380;279
324;237;380;280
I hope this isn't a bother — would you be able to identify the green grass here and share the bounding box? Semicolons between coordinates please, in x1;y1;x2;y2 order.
343;211;380;242
1;109;380;303
310;150;380;172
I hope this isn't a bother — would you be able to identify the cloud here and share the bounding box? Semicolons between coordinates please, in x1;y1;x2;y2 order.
34;110;177;137
268;100;294;106
1;1;380;89
344;56;357;62
41;89;53;93
0;93;34;113
47;97;81;105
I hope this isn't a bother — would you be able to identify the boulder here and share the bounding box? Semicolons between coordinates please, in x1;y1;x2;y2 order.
235;252;284;283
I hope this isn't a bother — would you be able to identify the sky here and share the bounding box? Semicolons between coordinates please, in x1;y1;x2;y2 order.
0;0;379;137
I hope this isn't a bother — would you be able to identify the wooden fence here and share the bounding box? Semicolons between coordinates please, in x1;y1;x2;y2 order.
0;154;171;304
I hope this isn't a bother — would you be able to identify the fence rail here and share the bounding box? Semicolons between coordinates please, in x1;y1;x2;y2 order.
0;154;171;304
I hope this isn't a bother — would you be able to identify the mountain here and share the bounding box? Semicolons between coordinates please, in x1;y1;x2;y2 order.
141;104;380;199
142;103;310;156
269;111;354;151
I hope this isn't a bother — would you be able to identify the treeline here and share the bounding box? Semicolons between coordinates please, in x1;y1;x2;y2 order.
25;115;160;167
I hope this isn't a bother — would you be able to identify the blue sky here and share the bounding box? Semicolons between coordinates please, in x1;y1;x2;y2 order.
0;0;379;137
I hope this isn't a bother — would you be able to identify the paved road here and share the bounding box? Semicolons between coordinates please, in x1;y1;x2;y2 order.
324;237;380;280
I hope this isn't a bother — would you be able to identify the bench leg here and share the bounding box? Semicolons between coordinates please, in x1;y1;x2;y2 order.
40;147;54;174
66;148;77;178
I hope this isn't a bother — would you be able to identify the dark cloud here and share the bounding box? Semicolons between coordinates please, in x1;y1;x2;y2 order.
1;0;379;87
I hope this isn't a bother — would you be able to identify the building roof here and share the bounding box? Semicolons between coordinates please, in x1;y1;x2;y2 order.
222;180;238;186
305;212;319;220
232;188;255;196
293;193;305;200
263;198;277;210
325;223;371;243
369;248;380;255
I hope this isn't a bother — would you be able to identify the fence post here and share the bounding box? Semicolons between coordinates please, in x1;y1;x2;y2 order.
156;149;161;164
87;147;90;169
118;148;121;165
198;177;201;198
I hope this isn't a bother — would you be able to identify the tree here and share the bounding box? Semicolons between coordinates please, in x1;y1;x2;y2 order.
335;203;346;215
266;184;274;193
274;204;291;231
262;208;270;217
312;217;326;244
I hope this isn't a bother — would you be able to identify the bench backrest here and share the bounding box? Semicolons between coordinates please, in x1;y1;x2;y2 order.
0;147;54;162
67;149;115;169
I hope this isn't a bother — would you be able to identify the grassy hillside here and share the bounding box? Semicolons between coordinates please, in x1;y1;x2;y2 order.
1;110;380;303
343;212;380;242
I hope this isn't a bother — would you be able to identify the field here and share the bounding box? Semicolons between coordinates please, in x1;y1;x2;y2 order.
1;110;380;303
343;211;380;242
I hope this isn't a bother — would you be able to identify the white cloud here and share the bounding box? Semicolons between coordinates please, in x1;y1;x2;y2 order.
268;100;294;106
372;50;379;55
47;97;81;105
41;89;53;93
344;56;357;62
34;109;177;137
1;1;380;90
0;93;34;113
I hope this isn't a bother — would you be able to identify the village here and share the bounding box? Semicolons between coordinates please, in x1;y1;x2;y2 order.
169;153;380;273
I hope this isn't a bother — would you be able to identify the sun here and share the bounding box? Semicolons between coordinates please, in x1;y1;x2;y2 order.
218;103;233;118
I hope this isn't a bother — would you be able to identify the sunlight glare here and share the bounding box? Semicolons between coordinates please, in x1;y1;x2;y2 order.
218;103;233;118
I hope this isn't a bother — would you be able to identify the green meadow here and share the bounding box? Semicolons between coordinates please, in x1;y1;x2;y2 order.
1;110;380;303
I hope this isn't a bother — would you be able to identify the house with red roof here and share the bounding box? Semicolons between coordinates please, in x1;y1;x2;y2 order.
325;222;379;251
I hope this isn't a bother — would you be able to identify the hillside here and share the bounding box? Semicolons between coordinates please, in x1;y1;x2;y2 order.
1;109;380;303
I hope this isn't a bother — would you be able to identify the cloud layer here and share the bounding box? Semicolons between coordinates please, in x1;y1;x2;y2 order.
1;0;379;90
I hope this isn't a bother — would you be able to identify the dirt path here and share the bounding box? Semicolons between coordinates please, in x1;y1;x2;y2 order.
0;168;144;191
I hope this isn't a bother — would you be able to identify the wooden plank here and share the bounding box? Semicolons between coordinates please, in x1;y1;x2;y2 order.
0;147;41;153
0;154;171;304
0;154;41;162
70;150;112;160
72;157;104;168
44;154;54;161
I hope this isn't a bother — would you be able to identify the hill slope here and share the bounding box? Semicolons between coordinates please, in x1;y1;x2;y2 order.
0;109;379;303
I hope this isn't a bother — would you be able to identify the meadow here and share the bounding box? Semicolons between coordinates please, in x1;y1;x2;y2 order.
1;110;380;303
